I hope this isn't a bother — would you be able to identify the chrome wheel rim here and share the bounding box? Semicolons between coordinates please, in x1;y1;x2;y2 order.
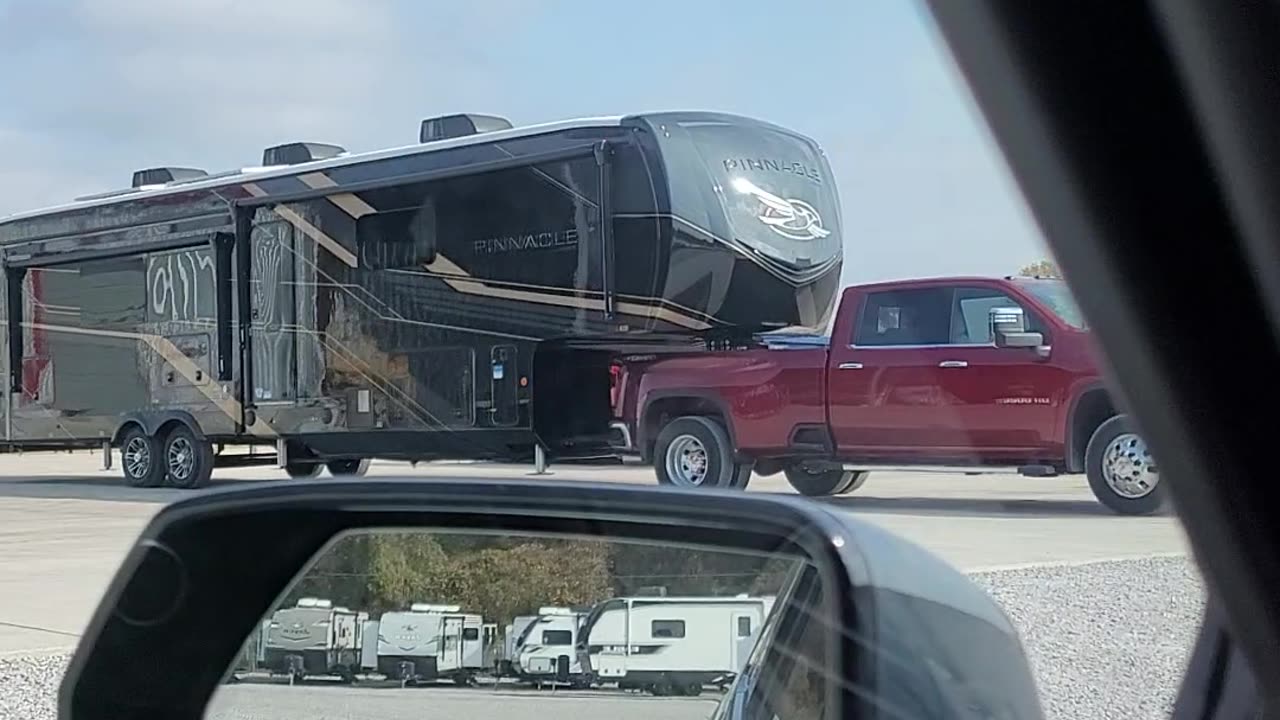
124;437;151;479
665;435;709;486
168;436;196;482
1101;432;1158;499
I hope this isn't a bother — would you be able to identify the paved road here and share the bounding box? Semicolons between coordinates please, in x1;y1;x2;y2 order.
0;451;1190;656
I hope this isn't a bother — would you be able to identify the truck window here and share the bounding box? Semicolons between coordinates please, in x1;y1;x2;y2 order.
854;288;953;346
951;287;1046;344
651;619;685;638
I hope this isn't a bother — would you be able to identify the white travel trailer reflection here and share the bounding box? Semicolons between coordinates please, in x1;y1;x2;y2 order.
375;603;485;685
576;595;775;696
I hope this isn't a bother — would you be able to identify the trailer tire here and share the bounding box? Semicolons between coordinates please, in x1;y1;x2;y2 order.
284;462;322;479
683;681;703;697
119;426;164;488
161;425;214;489
654;416;736;488
1085;415;1164;515
327;458;371;477
784;467;869;497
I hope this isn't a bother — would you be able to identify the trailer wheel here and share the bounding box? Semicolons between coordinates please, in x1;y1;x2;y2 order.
327;458;371;477
654;416;736;488
283;461;322;479
1085;415;1164;515
651;676;673;696
162;425;214;489
119;426;164;488
784;467;869;496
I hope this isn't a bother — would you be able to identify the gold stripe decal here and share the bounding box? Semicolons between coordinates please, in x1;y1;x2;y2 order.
26;322;276;437
272;206;360;268
242;182;359;268
424;256;711;331
299;173;377;218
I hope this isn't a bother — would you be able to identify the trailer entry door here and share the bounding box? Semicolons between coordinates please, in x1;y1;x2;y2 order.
441;616;464;671
490;345;519;427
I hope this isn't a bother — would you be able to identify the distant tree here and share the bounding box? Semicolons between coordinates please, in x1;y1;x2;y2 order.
1018;259;1062;278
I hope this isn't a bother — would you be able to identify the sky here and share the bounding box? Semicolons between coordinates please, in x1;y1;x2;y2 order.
0;0;1049;285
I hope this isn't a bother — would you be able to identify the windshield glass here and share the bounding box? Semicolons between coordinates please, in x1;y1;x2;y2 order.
2;4;1197;720
1015;278;1089;329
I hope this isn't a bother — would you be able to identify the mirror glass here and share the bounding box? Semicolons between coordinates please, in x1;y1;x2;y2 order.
205;530;830;720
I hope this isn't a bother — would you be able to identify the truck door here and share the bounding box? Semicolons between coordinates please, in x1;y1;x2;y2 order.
827;286;961;455
933;286;1064;453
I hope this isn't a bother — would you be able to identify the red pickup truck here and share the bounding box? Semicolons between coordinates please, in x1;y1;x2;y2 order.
610;276;1161;515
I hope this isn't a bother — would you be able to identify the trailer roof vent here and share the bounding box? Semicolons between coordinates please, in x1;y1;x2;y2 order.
261;142;347;167
538;606;574;616
634;585;669;597
419;113;513;143
410;603;462;613
296;597;332;608
130;166;208;189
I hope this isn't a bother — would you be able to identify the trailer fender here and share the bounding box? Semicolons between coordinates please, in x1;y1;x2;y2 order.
112;410;207;446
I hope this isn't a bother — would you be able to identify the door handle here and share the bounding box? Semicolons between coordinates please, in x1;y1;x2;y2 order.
837;362;863;370
938;360;969;368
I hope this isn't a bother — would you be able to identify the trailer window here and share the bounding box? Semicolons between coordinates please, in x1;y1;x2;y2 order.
463;627;480;641
356;202;437;270
651;620;685;638
542;630;572;646
738;616;753;637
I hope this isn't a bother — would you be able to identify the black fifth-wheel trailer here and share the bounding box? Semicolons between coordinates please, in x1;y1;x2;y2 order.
0;111;843;488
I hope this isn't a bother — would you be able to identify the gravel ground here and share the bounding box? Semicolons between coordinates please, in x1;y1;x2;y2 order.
0;556;1205;720
970;556;1206;720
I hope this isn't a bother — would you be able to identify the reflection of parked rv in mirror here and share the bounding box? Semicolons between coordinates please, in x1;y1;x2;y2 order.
499;615;541;676
576;595;774;696
263;598;367;682
376;603;485;685
513;607;590;686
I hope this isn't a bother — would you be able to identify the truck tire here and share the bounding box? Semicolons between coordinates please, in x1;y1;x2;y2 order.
654;416;740;488
161;425;215;489
327;458;371;477
120;426;164;488
284;461;322;479
728;462;754;490
1085;415;1164;515
784;467;869;497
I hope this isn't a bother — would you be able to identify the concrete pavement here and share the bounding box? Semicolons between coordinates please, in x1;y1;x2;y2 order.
0;451;1190;655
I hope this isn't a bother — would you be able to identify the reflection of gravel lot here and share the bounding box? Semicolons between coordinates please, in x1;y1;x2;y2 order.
2;557;1205;720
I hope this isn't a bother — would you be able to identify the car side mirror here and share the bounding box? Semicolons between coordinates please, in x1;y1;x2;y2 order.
990;306;1045;349
59;480;1044;720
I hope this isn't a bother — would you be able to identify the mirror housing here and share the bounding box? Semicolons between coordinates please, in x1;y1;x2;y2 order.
59;480;1044;720
990;306;1045;348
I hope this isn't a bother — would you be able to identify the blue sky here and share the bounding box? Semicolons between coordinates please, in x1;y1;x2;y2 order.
0;0;1048;283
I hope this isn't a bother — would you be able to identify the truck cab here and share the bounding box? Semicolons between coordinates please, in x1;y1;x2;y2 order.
614;276;1160;515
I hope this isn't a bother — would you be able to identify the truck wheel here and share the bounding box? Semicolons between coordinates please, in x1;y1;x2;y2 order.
654;416;736;488
784;467;869;496
1085;415;1164;515
162;425;215;489
120;426;164;488
327;458;371;477
284;461;322;479
728;462;754;490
